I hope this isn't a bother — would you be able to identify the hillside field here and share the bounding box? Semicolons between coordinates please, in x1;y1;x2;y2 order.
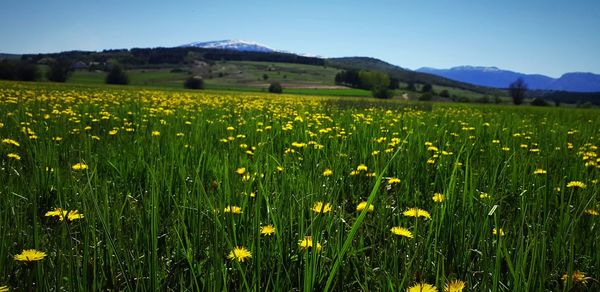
0;81;598;291
58;60;497;100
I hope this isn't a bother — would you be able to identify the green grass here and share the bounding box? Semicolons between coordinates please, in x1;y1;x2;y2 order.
68;69;190;88
67;67;372;97
0;81;598;291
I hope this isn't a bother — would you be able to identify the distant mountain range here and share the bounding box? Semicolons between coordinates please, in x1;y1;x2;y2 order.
417;66;600;92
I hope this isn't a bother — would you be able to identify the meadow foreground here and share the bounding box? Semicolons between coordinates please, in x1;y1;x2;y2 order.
0;81;598;291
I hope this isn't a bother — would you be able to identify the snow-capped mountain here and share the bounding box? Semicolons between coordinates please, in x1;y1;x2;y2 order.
179;39;322;58
417;66;600;92
179;39;279;53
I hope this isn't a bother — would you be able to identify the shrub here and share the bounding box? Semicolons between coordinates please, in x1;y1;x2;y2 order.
268;82;283;93
18;63;40;81
184;76;204;90
371;86;392;99
0;60;40;81
531;98;549;106
105;65;129;85
439;89;450;98
47;59;72;82
421;83;433;93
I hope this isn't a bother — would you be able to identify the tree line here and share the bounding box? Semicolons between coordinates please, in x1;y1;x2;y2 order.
334;69;400;98
21;47;325;67
0;59;72;82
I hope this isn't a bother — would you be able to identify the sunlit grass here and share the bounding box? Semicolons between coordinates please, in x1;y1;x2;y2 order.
0;81;598;291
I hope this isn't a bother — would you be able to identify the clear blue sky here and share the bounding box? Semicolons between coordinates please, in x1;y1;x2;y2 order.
1;0;598;77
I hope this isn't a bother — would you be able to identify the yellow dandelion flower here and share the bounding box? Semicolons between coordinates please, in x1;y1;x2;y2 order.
71;162;88;171
391;226;413;238
151;131;160;137
388;177;401;184
223;205;242;214
311;201;332;214
356;164;368;172
67;210;84;221
356;201;374;212
533;169;547;175
45;208;67;220
298;236;322;251
276;166;284;172
493;228;505;236
566;181;586;189
480;192;490;199
242;173;251;182
561;271;588;285
407;282;437;292
45;208;84;221
14;249;46;262
228;246;251;262
444;280;465;292
322;169;333;177
7;153;21;160
432;193;445;203
403;207;431;219
291;141;306;148
584;209;598;216
235;167;246;175
260;224;276;236
2;138;20;147
349;170;360;176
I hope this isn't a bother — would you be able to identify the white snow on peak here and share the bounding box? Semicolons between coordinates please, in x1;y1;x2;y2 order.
179;39;324;58
180;39;278;53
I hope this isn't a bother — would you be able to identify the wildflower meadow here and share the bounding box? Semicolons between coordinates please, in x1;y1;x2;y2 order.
0;81;598;291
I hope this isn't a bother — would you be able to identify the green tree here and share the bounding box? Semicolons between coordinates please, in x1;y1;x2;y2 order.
184;76;204;89
421;83;433;93
105;64;129;85
509;78;527;105
268;82;282;93
47;59;72;82
439;89;450;98
358;70;390;90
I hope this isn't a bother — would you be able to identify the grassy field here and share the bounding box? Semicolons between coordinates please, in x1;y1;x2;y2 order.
0;81;598;291
66;63;373;97
65;61;498;100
